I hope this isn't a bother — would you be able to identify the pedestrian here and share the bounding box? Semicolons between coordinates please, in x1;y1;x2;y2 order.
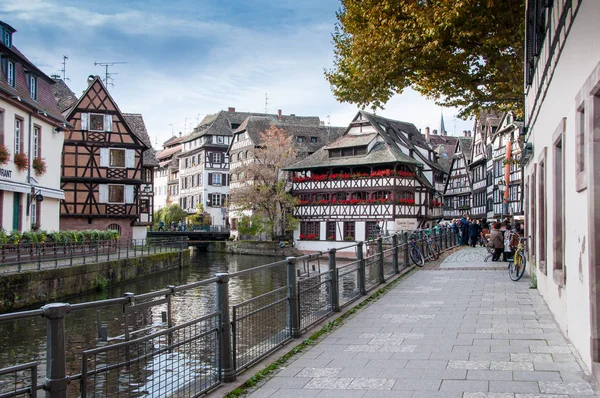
489;222;504;261
158;220;164;231
461;214;470;246
452;219;462;245
468;220;481;247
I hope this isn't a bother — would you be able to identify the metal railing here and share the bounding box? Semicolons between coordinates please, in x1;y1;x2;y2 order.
0;362;37;398
0;228;459;397
0;237;189;273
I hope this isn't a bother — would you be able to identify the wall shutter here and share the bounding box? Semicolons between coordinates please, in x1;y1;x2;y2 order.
125;185;134;204
98;184;108;203
104;115;113;132
208;173;212;186
208;193;213;207
99;148;109;167
81;113;89;131
125;149;135;168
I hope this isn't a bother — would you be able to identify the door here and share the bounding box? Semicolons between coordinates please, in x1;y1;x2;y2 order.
12;192;20;231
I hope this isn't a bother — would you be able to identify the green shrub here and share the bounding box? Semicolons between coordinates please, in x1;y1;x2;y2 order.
0;229;7;245
21;231;39;244
36;230;47;243
47;232;62;244
8;231;21;245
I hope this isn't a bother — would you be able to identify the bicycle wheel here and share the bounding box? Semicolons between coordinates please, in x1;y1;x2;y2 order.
430;241;440;260
509;251;526;281
410;246;425;267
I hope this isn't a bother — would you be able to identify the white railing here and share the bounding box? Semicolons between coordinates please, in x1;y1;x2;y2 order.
445;186;471;195
292;177;416;191
293;203;425;219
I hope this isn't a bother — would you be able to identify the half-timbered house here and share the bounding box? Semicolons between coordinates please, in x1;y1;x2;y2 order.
442;137;473;219
0;22;69;232
287;111;444;252
154;135;183;210
55;76;156;240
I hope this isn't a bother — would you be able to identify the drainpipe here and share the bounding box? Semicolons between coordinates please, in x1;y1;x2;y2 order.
503;140;512;218
26;112;32;218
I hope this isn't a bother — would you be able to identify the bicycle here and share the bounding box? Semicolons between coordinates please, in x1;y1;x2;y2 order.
509;236;528;281
424;232;440;261
408;232;425;267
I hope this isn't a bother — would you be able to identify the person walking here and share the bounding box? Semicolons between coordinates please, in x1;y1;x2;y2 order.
452;219;462;245
469;220;481;247
461;215;470;246
158;220;164;231
489;222;504;261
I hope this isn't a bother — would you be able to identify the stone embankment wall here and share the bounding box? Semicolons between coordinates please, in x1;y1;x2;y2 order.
0;251;189;312
205;241;302;257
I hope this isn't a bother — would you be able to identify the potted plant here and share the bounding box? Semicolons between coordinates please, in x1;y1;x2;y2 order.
344;235;354;241
0;145;9;165
32;157;47;176
13;152;29;171
327;235;335;241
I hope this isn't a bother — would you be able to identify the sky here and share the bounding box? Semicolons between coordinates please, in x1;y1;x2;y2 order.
0;0;473;147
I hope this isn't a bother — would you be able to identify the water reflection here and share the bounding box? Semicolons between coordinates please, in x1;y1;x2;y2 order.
0;252;287;394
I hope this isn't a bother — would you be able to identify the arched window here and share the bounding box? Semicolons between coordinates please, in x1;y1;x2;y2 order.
107;223;122;235
397;191;414;200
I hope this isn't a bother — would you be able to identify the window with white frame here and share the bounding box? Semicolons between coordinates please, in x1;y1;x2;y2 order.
217;135;223;144
89;114;105;131
109;149;125;167
212;193;222;207
28;75;37;101
33;126;40;158
7;60;15;87
108;185;125;203
214;153;222;163
212;173;222;185
14;118;21;154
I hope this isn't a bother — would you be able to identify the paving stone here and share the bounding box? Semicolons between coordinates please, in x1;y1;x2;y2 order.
510;354;554;363
263;377;312;389
512;371;562;382
361;391;413;397
529;346;572;354
346;377;396;390
489;381;540;393
447;360;490;370
303;377;354;390
378;368;424;379
533;362;583;372
336;367;383;378
315;391;365;397
467;370;513;381
295;368;341;378
490;362;534;371
405;359;448;369
270;390;322;398
538;381;596;395
248;387;279;397
392;378;442;391
380;345;418;353
420;368;467;379
514;395;568;398
366;359;408;369
470;353;512;361
439;380;490;392
344;345;382;353
463;393;514;398
276;367;302;377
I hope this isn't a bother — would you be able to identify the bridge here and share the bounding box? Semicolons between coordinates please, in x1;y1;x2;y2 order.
147;226;230;245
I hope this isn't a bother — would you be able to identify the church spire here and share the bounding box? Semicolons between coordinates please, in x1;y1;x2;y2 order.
440;111;447;136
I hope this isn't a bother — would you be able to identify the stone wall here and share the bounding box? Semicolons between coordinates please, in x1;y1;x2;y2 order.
205;241;302;257
0;250;189;312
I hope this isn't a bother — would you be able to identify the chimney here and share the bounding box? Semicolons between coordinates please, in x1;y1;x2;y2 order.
433;129;438;135
467;130;472;137
228;107;235;113
277;109;282;120
179;131;182;137
463;130;468;137
425;127;430;143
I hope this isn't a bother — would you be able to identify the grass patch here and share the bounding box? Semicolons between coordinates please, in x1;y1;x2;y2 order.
223;268;414;397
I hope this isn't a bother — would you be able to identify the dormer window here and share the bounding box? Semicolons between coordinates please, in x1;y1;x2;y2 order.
3;30;11;47
310;137;318;143
297;136;305;143
6;60;15;88
28;74;37;101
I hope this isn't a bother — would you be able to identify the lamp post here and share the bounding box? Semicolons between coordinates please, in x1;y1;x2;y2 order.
497;180;506;222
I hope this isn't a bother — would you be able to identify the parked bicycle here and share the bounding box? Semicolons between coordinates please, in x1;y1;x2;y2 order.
423;231;440;261
408;232;425;266
509;236;528;281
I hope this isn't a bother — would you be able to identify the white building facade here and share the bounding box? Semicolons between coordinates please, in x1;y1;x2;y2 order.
0;21;67;233
523;0;600;381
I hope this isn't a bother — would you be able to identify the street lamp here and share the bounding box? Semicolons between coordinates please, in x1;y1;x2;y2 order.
497;180;507;222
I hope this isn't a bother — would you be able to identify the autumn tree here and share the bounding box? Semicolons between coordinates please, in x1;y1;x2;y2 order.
325;0;524;118
230;126;299;240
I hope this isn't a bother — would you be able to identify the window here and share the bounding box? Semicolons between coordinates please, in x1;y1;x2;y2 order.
33;126;40;158
344;222;355;240
297;136;304;143
14;118;21;154
530;165;537;261
326;222;336;240
576;104;587;191
310;137;318;143
3;30;11;47
108;185;125;203
214;153;222;163
300;221;319;238
538;148;547;272
212;193;222;207
217;136;224;144
90;114;104;131
366;221;379;239
552;119;565;285
107;223;122;235
140;199;149;213
28;75;37;101
6;60;15;87
185;158;189;168
109;149;125;167
212;173;222;185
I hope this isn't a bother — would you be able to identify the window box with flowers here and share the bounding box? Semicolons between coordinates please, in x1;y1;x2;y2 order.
299;233;319;241
327;235;335;241
13;152;29;171
0;145;10;165
397;198;416;206
292;169;416;183
32;157;47;176
344;235;354;241
430;200;443;208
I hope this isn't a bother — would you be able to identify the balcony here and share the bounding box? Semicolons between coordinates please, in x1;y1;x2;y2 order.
472;180;486;191
292;176;416;191
471;205;486;216
444;186;471;195
293;203;425;219
429;207;443;218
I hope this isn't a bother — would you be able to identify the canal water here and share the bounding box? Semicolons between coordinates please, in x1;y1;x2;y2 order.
0;251;299;395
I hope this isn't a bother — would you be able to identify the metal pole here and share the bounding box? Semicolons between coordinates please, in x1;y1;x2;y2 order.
356;242;367;295
328;249;340;312
42;303;71;398
403;232;409;267
392;234;399;274
216;273;235;382
286;257;302;338
377;237;385;283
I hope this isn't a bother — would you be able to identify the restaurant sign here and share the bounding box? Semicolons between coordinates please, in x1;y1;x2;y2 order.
0;168;12;179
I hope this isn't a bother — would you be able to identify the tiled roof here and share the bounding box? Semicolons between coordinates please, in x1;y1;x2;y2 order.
0;43;67;125
51;78;78;113
123;113;158;167
286;141;421;171
157;144;182;160
458;137;473;163
325;133;377;149
163;135;185;147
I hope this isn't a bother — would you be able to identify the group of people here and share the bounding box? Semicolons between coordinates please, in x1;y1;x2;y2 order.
450;215;523;262
157;221;187;232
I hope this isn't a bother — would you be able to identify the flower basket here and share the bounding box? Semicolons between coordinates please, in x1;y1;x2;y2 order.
327;235;335;241
344;236;354;241
32;157;47;176
0;145;9;165
14;152;29;171
397;198;416;206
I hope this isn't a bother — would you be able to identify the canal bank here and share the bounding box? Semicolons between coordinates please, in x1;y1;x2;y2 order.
203;240;302;257
0;250;189;312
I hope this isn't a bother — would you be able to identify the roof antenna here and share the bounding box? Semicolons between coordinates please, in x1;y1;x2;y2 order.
264;92;269;114
94;61;127;88
169;123;174;135
60;55;69;81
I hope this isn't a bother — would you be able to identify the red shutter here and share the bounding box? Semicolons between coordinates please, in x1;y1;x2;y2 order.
208;173;212;185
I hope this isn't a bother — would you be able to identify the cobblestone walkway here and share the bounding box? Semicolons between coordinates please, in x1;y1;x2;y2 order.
439;247;499;269
249;267;598;397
